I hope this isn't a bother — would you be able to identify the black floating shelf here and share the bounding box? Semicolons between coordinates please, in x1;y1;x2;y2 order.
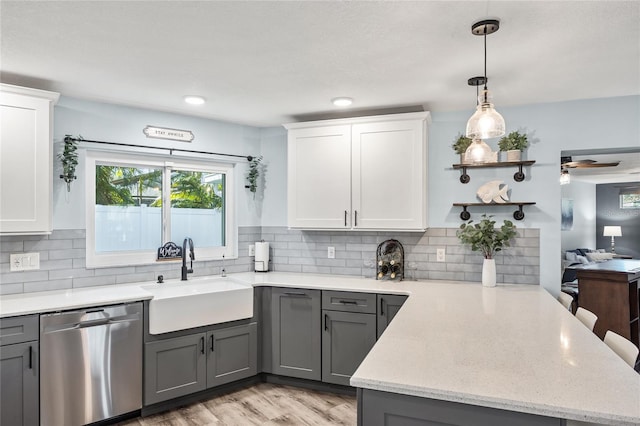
453;202;537;221
452;160;536;184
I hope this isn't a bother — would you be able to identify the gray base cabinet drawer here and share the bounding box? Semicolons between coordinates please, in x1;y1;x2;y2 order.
207;323;257;388
0;341;39;426
376;294;408;339
0;315;38;346
271;287;321;380
322;310;376;386
322;291;376;314
145;333;207;405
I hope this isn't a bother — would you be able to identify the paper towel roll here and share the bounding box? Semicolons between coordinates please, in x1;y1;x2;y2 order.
255;241;269;272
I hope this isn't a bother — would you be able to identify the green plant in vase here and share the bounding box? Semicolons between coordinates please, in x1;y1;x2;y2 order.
457;214;517;287
498;131;529;162
452;134;473;163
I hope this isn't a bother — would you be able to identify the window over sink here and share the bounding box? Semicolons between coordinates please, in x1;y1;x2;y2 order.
85;151;235;268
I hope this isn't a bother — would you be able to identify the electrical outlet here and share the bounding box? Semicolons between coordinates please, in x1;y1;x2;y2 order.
10;252;40;271
436;248;446;262
327;246;335;259
249;244;255;256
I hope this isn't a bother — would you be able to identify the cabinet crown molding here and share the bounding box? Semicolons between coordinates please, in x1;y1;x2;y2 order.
0;83;60;103
283;111;430;130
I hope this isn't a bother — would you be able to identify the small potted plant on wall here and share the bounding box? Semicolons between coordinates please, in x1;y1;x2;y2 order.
498;130;529;162
456;214;517;287
452;134;473;164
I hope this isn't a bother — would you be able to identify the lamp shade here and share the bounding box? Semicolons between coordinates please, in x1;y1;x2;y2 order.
603;226;622;237
466;90;505;139
464;138;493;163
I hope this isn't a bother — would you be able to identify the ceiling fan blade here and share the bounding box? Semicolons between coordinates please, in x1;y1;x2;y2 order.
573;161;620;168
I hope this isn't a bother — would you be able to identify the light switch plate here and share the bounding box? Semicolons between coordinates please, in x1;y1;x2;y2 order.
249;244;255;256
10;252;40;271
327;246;335;259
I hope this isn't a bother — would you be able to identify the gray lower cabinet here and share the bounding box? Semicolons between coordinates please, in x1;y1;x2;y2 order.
145;322;257;405
206;322;257;388
322;309;376;386
145;333;207;405
377;294;408;339
0;315;39;426
270;287;321;380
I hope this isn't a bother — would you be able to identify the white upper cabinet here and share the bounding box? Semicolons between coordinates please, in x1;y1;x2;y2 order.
0;84;59;235
285;112;429;231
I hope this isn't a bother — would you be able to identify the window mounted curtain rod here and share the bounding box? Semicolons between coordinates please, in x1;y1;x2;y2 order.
66;137;254;161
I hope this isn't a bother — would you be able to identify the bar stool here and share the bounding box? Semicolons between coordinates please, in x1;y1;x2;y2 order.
604;330;639;368
558;293;573;312
575;307;597;332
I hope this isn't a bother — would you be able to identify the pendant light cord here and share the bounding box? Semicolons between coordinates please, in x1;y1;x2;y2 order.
483;27;488;100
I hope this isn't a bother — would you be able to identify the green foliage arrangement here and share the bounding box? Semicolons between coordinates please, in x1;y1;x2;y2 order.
452;134;473;154
456;214;517;259
59;135;80;191
245;156;263;197
498;131;529;152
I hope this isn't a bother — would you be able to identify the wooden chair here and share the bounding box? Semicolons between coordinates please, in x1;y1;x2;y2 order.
558;292;573;312
575;307;597;331
604;330;639;368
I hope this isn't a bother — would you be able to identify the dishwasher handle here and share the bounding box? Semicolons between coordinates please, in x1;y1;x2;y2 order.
78;318;110;329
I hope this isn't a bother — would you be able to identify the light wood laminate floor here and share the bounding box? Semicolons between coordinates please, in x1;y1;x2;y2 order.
118;383;357;426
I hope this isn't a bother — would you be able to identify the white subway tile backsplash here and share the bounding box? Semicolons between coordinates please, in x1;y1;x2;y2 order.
0;226;540;295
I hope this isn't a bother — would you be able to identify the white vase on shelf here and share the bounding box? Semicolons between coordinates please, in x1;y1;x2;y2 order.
482;258;496;287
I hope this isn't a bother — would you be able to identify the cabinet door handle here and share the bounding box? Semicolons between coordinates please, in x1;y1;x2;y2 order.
29;345;33;369
355;210;358;227
324;313;329;331
345;210;348;227
210;335;215;352
200;336;205;354
339;300;358;305
380;298;385;316
284;291;306;297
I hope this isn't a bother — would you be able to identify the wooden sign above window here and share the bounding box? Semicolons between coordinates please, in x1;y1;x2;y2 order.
143;125;194;142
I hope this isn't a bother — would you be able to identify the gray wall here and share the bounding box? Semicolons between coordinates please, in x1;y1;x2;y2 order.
596;182;640;259
560;181;596;253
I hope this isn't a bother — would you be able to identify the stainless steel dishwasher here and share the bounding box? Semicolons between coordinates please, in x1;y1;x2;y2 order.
40;302;142;426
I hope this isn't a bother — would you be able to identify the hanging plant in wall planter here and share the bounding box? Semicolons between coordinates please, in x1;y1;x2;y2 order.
245;155;263;198
59;135;81;192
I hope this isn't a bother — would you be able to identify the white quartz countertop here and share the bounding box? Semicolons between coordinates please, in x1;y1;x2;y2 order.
1;272;638;425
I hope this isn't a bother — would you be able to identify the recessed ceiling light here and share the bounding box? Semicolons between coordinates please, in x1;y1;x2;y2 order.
332;97;353;107
184;95;206;105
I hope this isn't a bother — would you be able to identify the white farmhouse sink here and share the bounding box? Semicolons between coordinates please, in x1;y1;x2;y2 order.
143;277;254;334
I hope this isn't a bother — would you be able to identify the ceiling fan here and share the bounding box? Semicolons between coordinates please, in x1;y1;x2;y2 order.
560;156;620;169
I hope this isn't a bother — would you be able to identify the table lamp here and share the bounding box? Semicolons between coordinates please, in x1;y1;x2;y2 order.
603;226;622;253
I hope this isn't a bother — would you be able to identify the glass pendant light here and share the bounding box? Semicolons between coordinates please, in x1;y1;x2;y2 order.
464;138;493;164
466;20;505;140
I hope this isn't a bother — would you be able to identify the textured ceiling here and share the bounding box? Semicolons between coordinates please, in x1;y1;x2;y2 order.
1;1;639;127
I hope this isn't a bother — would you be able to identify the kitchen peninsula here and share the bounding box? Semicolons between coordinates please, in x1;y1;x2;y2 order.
576;259;640;346
1;273;639;426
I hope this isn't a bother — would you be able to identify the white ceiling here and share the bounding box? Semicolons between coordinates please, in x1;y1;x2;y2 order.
1;1;639;127
564;152;640;184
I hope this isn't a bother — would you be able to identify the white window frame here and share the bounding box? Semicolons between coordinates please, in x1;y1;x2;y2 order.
85;150;236;268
